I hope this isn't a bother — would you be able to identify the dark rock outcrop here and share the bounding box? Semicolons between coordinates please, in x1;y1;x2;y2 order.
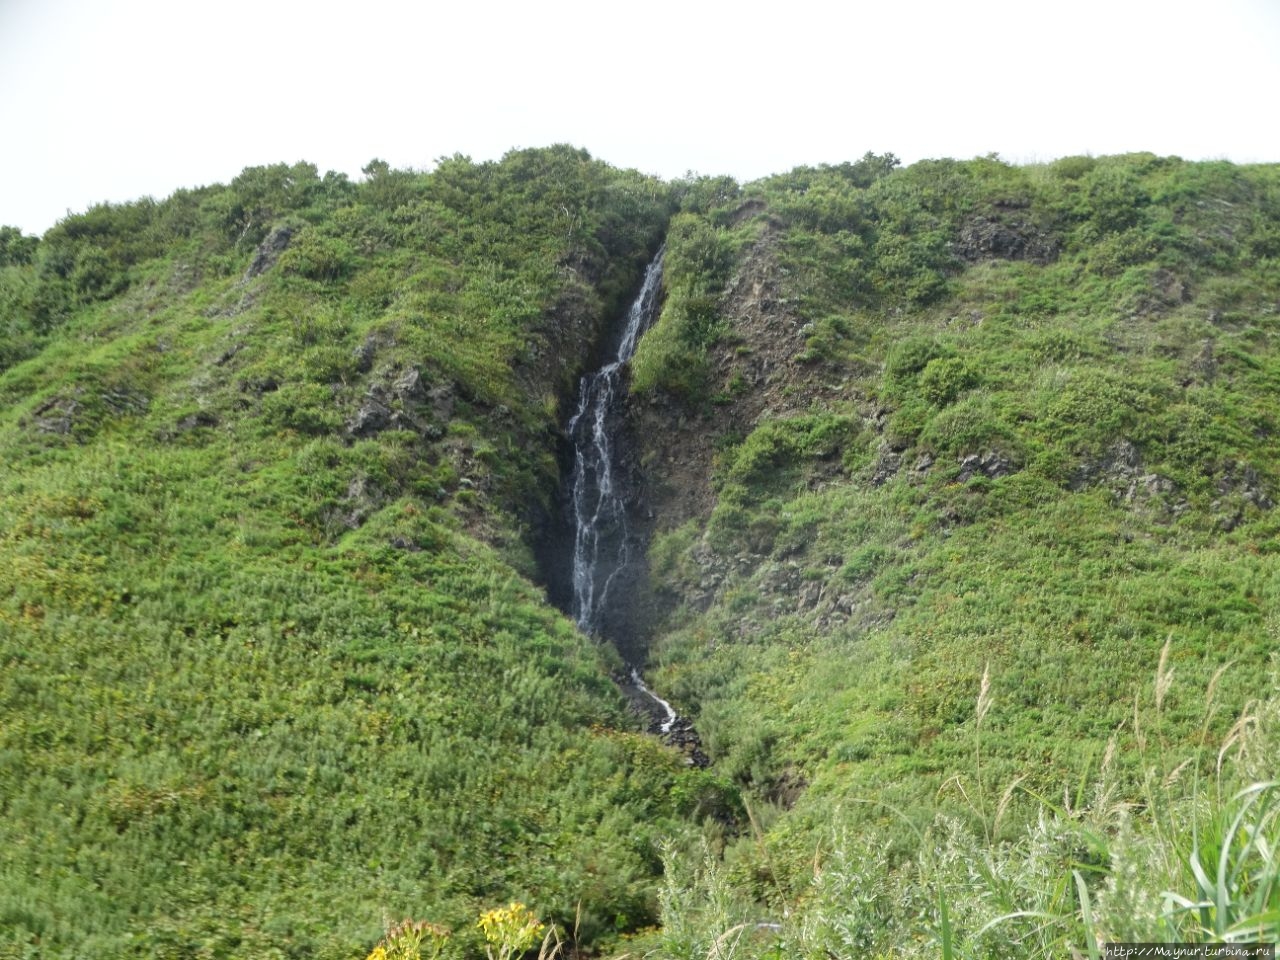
243;225;294;280
346;367;449;440
957;450;1015;482
953;214;1059;264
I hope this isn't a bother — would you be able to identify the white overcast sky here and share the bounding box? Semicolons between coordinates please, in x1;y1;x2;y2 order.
1;0;1278;236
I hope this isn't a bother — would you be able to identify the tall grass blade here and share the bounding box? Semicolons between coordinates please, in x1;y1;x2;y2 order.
1074;869;1101;960
939;886;954;960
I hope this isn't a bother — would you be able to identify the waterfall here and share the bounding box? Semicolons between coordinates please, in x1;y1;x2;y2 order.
567;248;664;635
559;246;706;764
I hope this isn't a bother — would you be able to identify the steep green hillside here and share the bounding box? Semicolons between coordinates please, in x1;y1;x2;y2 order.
0;148;705;958
626;153;1280;956
3;149;1279;959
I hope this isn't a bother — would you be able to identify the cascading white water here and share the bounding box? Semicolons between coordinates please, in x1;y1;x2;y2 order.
567;248;664;635
629;668;678;734
561;252;703;760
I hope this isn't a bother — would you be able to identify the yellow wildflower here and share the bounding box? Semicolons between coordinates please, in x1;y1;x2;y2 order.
366;918;450;960
477;901;546;960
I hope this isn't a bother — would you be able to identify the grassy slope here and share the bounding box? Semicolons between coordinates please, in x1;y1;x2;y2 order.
630;154;1280;954
0;149;697;958
4;149;1279;959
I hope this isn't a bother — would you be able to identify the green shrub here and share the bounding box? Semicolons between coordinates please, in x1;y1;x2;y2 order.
0;226;37;267
918;356;979;405
1050;154;1098;180
884;397;931;449
886;336;953;384
665;214;732;290
918;395;1019;460
278;228;357;282
1039;367;1161;446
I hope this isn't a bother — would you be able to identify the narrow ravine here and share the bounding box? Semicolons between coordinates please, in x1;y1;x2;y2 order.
563;248;707;764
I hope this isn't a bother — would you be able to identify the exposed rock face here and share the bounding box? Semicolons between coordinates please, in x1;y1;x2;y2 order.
351;335;378;374
26;385;149;438
174;411;219;432
1216;461;1273;510
870;448;903;486
243;225;294;280
348;391;393;437
1070;439;1186;514
341;473;382;529
153;409;219;442
31;393;80;435
625;221;853;531
1214;460;1274;531
953;213;1059;264
346;366;451;440
1183;339;1217;386
1070;439;1143;491
1069;442;1274;529
957;450;1015;482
